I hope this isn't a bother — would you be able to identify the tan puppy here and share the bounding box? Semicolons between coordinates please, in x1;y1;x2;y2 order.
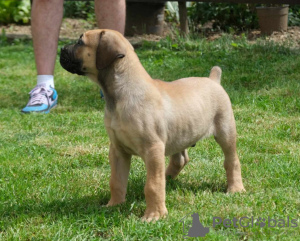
60;30;245;222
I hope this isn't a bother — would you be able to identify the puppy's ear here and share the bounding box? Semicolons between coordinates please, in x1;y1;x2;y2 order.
96;31;126;70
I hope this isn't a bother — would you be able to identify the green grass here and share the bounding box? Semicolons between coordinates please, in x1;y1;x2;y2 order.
0;35;299;240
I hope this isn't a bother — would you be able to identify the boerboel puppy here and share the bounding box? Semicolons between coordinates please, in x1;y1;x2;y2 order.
60;30;245;222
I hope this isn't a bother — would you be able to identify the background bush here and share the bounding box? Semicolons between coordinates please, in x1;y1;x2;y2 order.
188;3;258;32
0;0;96;25
188;3;300;32
63;1;96;23
289;5;300;26
0;1;299;30
0;0;30;25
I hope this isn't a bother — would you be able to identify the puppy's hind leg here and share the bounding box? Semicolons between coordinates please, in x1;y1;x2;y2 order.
214;115;245;193
166;149;189;179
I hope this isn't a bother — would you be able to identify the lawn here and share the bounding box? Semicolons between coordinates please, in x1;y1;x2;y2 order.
0;35;299;240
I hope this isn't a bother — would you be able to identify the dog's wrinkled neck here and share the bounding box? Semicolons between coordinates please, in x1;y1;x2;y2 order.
97;53;153;113
98;68;118;112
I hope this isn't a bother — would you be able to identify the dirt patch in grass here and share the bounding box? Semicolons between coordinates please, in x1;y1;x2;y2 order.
1;18;300;47
0;18;164;44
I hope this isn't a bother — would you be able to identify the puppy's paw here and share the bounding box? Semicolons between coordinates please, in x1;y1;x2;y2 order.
227;184;246;193
106;199;125;207
141;208;168;222
165;166;183;179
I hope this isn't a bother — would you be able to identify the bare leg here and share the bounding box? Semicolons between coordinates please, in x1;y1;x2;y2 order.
31;0;64;75
166;149;189;179
107;144;131;206
142;143;168;222
95;0;126;34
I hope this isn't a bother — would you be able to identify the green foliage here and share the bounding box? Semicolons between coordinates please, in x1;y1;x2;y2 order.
165;2;179;23
188;3;300;32
289;5;300;26
0;0;30;25
188;3;258;32
63;1;96;23
0;29;8;46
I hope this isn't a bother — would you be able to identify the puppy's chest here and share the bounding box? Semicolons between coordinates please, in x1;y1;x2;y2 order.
105;115;140;154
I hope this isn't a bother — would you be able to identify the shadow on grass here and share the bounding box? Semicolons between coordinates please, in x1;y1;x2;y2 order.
1;174;226;231
0;75;104;111
1;40;299;110
166;178;227;194
55;83;105;111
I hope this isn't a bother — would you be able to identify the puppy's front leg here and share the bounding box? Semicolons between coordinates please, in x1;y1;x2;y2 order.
142;143;168;222
107;144;131;206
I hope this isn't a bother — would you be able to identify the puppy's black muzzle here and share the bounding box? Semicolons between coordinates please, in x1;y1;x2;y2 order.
60;44;85;76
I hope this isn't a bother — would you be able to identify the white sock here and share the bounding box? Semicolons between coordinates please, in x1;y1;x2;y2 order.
37;75;55;89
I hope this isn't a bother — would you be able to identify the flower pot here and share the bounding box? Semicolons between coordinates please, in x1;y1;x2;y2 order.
256;6;289;35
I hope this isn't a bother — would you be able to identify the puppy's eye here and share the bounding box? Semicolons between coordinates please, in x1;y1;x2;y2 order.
77;39;84;45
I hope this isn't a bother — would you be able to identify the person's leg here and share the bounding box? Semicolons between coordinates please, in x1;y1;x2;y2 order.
95;0;126;34
22;0;63;113
32;0;64;77
95;0;125;100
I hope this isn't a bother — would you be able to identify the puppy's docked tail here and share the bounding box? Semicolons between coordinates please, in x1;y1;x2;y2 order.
209;66;222;84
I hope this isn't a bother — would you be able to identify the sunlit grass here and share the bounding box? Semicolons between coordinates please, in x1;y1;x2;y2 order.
0;35;299;240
